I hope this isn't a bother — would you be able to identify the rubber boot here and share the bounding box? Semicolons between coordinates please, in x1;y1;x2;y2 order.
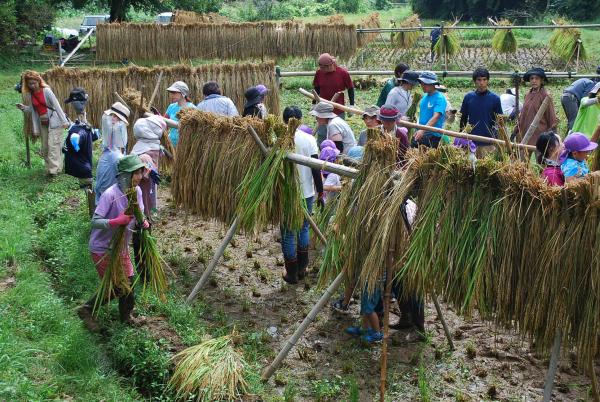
297;247;309;279
118;291;136;324
282;258;299;284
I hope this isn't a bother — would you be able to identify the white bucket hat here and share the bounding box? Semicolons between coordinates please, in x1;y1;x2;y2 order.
104;101;131;125
309;102;338;119
167;81;190;97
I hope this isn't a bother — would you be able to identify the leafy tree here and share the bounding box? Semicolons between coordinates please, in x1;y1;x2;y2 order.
410;0;545;21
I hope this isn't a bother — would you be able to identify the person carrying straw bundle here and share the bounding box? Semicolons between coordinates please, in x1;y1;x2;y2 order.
16;70;70;177
78;155;149;331
164;81;195;147
312;53;355;146
516;68;558;146
377;105;409;165
280;106;323;284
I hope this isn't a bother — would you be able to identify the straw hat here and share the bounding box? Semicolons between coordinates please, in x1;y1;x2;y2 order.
309;102;337;119
104;102;130;125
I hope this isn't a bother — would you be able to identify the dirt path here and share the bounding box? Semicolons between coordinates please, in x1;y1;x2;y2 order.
153;189;598;401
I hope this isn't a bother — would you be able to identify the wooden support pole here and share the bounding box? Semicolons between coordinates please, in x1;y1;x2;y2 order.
380;248;395;402
299;88;536;151
147;71;164;108
262;272;342;381
60;27;95;67
542;331;562;402
186;217;239;304
432;293;454;350
25;135;31;168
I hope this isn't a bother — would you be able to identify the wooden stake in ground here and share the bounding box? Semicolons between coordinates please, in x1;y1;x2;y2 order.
379;247;395;402
542;331;562;402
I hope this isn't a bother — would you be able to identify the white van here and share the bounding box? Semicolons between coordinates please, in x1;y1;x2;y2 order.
156;12;173;24
79;15;110;36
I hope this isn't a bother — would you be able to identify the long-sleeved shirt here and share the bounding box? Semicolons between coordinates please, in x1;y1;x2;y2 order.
385;86;413;115
564;79;597;102
196;94;239;117
517;87;558;146
22;87;69;134
101;113;128;151
459;90;503;145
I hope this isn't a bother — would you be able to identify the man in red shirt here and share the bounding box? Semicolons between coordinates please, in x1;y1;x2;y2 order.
313;53;355;145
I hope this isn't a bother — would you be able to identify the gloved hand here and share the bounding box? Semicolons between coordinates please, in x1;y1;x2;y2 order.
150;169;161;185
108;212;133;227
142;220;150;229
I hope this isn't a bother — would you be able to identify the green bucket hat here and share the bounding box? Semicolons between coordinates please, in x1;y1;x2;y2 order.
118;155;146;174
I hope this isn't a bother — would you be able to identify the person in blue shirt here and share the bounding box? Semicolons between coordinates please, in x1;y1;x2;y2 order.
412;71;447;149
164;81;195;147
459;67;503;157
561;132;597;183
561;66;600;131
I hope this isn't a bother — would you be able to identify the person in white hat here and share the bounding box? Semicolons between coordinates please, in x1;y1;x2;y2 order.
131;115;167;217
95;101;131;203
164;81;196;147
500;88;517;119
310;102;356;154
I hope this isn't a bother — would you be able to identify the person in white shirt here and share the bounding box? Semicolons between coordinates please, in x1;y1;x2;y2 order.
280;106;323;285
385;70;419;116
310;102;356;154
196;81;239;117
500;88;517;119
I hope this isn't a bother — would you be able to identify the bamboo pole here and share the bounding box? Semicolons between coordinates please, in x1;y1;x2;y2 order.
299;88;536;151
280;70;599;79
519;96;551;149
380;248;394;402
148;71;164;108
542;331;562;402
25;135;31;168
356;23;600;32
186;217;239;303
432;294;454;350
60;27;95;67
262;272;342;381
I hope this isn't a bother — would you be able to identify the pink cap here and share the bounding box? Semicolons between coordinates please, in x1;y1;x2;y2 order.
318;53;335;66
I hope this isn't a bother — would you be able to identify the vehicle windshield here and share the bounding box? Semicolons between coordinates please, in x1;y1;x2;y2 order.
82;17;106;26
157;16;171;23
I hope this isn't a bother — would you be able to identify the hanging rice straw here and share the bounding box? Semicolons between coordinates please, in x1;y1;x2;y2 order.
235;117;305;232
491;20;517;54
168;333;248;402
550;19;587;62
393;14;421;49
433;28;460;58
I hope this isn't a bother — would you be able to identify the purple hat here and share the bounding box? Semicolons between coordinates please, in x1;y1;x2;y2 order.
378;104;401;121
453;138;476;153
319;146;340;163
564;133;598;153
320;139;337;151
298;124;313;135
256;84;269;95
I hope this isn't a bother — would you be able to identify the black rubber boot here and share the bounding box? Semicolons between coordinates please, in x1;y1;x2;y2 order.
282;258;299;284
297;247;309;279
118;291;136;323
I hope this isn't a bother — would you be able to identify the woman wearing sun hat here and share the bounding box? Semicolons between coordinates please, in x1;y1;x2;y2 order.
378;104;409;165
164;81;195;147
95;101;131;203
516;67;558;146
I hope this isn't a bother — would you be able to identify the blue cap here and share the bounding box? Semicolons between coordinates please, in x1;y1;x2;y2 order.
418;71;439;85
347;146;364;161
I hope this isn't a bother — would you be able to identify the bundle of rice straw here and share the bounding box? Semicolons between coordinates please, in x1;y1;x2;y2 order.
131;196;168;301
491;20;517;54
433;27;460;58
171;109;273;224
168;333;248;402
93;188;136;313
325;14;346;25
392;14;421;49
319;128;398;290
96;22;359;62
235;117;306;232
172;10;229;24
30;63;279;133
549;19;587;62
391;147;600;365
406;91;422;122
357;12;381;46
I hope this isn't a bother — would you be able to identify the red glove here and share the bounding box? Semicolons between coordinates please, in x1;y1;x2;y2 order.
108;213;133;227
